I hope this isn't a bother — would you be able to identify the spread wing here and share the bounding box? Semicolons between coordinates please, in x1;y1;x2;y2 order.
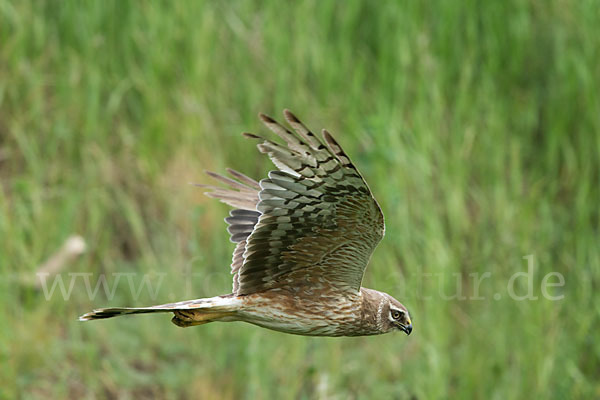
202;110;385;296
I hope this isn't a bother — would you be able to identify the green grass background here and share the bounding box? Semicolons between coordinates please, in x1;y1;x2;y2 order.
1;0;598;398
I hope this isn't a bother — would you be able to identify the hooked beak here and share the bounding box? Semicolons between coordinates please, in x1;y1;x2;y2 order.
399;323;412;336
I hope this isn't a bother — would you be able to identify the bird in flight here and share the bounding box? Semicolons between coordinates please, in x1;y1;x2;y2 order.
80;110;413;337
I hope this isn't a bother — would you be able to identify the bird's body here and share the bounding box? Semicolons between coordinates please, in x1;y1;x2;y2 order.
204;290;363;337
80;110;413;337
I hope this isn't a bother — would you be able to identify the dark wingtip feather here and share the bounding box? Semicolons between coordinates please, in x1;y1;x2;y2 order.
283;109;300;123
243;132;260;139
322;129;333;141
258;113;276;124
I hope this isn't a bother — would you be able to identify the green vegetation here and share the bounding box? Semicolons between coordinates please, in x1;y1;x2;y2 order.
1;1;598;398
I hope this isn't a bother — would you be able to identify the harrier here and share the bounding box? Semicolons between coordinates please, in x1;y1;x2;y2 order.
80;110;413;337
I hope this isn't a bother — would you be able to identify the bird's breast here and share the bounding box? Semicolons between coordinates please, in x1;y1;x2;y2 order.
236;290;363;336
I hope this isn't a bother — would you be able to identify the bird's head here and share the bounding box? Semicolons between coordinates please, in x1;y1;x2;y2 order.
360;288;413;336
381;295;412;335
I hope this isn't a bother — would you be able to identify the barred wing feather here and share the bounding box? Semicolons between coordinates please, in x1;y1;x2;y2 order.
203;110;385;296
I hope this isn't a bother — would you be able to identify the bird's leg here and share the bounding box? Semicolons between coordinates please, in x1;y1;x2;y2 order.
171;309;209;328
171;315;209;328
171;309;234;328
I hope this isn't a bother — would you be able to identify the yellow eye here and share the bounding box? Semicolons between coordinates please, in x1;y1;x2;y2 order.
392;311;401;320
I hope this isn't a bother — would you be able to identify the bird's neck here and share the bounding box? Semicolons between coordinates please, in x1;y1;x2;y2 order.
359;287;387;335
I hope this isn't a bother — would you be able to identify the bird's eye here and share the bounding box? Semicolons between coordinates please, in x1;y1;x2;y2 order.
391;310;402;320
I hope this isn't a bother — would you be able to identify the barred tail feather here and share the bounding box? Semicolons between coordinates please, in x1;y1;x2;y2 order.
78;307;173;321
78;295;239;321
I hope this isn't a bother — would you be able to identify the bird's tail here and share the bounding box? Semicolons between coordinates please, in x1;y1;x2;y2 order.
78;295;240;324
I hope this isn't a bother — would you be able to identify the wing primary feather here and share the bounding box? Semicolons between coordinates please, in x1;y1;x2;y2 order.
226;168;260;190
259;113;311;155
205;170;253;192
283;109;325;150
321;129;353;167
